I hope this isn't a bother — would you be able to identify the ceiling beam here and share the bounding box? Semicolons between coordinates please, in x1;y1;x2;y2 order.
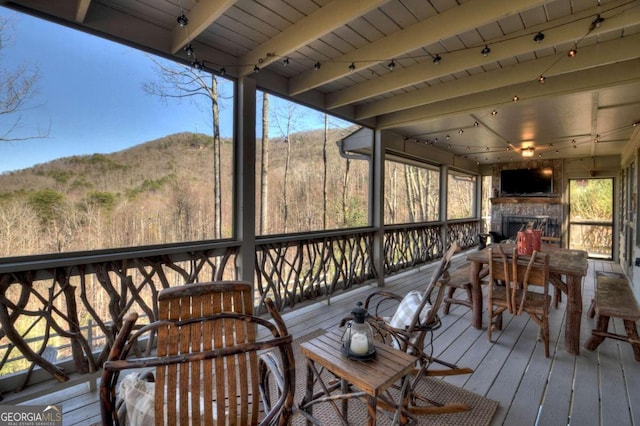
170;0;237;54
75;0;90;23
376;57;640;130
358;33;640;121
288;0;547;96
238;0;390;76
328;0;639;109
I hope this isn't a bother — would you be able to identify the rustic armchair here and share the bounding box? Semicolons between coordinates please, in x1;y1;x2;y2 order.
100;281;295;426
363;242;473;416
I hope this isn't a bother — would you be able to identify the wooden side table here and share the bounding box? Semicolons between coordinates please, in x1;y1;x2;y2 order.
298;328;417;425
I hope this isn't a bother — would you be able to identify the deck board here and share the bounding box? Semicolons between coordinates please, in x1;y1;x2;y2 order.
12;253;640;426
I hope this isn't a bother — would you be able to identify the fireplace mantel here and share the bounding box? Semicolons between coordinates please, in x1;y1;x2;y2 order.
491;197;562;204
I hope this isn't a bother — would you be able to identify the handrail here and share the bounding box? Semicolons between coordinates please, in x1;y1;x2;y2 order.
0;220;480;398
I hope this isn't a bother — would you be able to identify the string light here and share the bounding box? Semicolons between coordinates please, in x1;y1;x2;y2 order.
204;3;619;85
176;14;189;27
590;14;604;30
387;59;396;71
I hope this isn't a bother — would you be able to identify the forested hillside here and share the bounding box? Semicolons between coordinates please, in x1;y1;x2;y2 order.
0;129;370;257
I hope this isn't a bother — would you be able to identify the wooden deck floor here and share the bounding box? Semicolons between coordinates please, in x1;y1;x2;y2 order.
22;253;640;425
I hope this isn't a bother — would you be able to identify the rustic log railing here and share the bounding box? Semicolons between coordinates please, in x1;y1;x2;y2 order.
0;241;239;400
0;220;480;400
383;222;444;273
254;229;376;312
446;219;482;250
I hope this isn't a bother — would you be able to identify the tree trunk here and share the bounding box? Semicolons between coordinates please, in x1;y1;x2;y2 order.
322;114;328;229
211;75;222;239
260;93;270;234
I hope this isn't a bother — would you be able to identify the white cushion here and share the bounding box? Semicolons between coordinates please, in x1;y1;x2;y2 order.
119;373;211;425
388;291;432;330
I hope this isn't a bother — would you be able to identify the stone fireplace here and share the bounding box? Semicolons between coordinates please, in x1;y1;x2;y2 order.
490;197;563;240
489;160;564;242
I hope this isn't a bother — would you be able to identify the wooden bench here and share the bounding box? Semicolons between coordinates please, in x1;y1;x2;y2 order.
442;264;489;315
584;271;640;361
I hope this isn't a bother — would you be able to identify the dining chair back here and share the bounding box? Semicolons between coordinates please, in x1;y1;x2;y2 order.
487;245;552;356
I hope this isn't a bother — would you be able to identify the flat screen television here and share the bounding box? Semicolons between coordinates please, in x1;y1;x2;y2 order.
500;167;553;196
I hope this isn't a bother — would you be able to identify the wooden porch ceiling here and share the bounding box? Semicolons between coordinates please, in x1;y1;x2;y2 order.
3;0;640;165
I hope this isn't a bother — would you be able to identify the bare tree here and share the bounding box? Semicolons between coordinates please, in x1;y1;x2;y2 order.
322;114;328;229
271;102;300;234
143;56;229;238
0;16;47;142
260;93;270;234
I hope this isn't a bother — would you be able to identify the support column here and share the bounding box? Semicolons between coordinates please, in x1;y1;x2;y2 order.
371;129;385;287
235;76;257;284
440;165;449;248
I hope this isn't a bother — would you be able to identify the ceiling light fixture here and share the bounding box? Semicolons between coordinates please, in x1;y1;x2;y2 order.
177;14;189;27
512;95;519;103
184;44;194;56
481;45;491;56
348;62;356;72
491;109;498;116
474;121;479;127
432;54;442;64
538;75;546;84
387;59;396;71
533;32;545;43
283;57;290;66
521;146;535;158
253;65;260;73
568;47;577;57
314;62;321;71
220;67;226;76
458;129;464;135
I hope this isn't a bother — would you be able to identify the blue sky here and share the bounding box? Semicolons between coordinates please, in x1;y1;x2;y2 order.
0;8;352;174
0;8;234;173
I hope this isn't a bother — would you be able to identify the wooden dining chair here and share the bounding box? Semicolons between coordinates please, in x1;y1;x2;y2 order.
487;246;552;357
100;281;295;426
362;242;473;416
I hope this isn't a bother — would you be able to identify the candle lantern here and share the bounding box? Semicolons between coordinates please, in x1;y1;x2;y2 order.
341;302;376;360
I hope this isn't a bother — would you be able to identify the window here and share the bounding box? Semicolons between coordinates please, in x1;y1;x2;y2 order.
447;170;476;219
0;11;235;257
254;92;368;235
384;160;440;224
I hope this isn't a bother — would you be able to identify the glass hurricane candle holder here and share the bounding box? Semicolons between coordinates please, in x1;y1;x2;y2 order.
341;302;376;360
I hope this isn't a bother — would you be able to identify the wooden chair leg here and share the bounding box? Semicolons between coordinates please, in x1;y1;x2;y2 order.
543;315;550;358
443;287;455;315
553;287;562;309
587;299;596;318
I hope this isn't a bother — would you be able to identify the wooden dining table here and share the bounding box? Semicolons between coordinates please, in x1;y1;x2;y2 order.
466;243;589;355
